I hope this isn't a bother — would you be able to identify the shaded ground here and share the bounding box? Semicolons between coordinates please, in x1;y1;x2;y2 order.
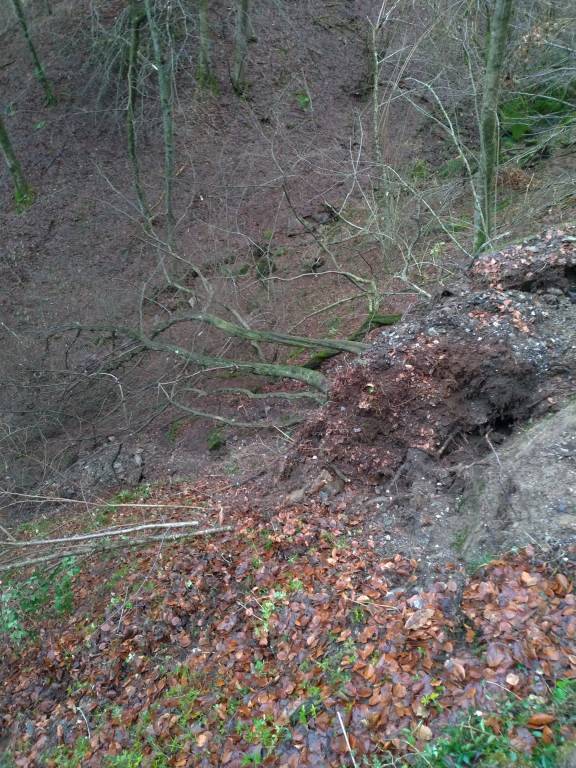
2;0;422;504
3;0;575;518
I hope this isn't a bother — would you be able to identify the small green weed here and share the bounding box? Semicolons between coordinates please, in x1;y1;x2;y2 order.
14;184;35;212
240;753;262;766
260;530;274;551
165;682;202;726
238;715;290;763
414;678;576;768
420;689;444;713
18;516;53;537
256;589;287;635
316;639;357;692
350;605;367;626
1;557;79;643
113;485;151;504
253;659;266;675
410;158;430;181
49;736;90;768
167;418;189;442
294;90;311;111
290;688;323;728
452;527;468;553
207;427;226;451
105;751;143;768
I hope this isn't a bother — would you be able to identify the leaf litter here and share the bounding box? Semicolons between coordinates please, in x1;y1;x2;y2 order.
1;478;575;767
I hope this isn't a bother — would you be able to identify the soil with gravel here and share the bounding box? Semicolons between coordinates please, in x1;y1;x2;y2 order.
276;227;576;570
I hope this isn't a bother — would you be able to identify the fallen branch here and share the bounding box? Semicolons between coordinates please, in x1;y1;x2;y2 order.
0;490;206;513
0;526;233;572
1;520;214;548
305;312;400;369
160;395;307;429
154;311;368;354
49;321;330;393
337;710;359;768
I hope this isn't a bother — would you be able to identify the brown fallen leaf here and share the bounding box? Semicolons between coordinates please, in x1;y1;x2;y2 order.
445;658;466;682
554;573;570;594
505;673;520;688
414;724;433;741
485;716;503;734
527;713;556;728
486;643;507;668
196;732;211;747
520;572;539;587
510;727;537;753
404;608;434;631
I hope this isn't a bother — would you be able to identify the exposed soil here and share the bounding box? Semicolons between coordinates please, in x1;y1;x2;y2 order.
275;227;576;570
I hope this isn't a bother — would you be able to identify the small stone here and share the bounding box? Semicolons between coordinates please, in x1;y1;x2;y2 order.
556;514;576;530
286;488;305;505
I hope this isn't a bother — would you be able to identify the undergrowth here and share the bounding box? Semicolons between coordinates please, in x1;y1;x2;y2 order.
409;678;576;768
0;557;79;643
39;676;576;767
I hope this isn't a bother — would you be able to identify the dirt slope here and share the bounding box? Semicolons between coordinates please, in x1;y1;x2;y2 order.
275;227;576;569
1;229;576;766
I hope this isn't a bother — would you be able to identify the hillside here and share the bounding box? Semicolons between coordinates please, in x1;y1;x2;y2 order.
1;0;576;766
2;229;576;767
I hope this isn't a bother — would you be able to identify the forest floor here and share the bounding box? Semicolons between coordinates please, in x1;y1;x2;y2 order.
2;231;576;767
0;475;575;767
2;0;576;766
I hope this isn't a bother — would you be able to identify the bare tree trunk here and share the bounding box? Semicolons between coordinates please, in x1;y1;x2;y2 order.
127;0;151;224
0;112;33;209
473;0;514;254
144;0;175;249
197;0;216;90
370;18;383;175
231;0;250;95
10;0;55;105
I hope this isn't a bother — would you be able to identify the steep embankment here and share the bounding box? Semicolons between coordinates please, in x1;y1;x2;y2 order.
283;226;576;568
1;229;576;767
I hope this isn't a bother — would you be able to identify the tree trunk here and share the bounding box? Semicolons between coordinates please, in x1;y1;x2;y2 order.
0;112;33;209
126;0;150;224
144;0;175;249
231;0;250;95
10;0;55;105
197;0;216;90
473;0;514;254
370;21;383;175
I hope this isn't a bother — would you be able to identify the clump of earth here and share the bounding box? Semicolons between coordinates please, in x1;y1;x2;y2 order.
279;227;576;569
